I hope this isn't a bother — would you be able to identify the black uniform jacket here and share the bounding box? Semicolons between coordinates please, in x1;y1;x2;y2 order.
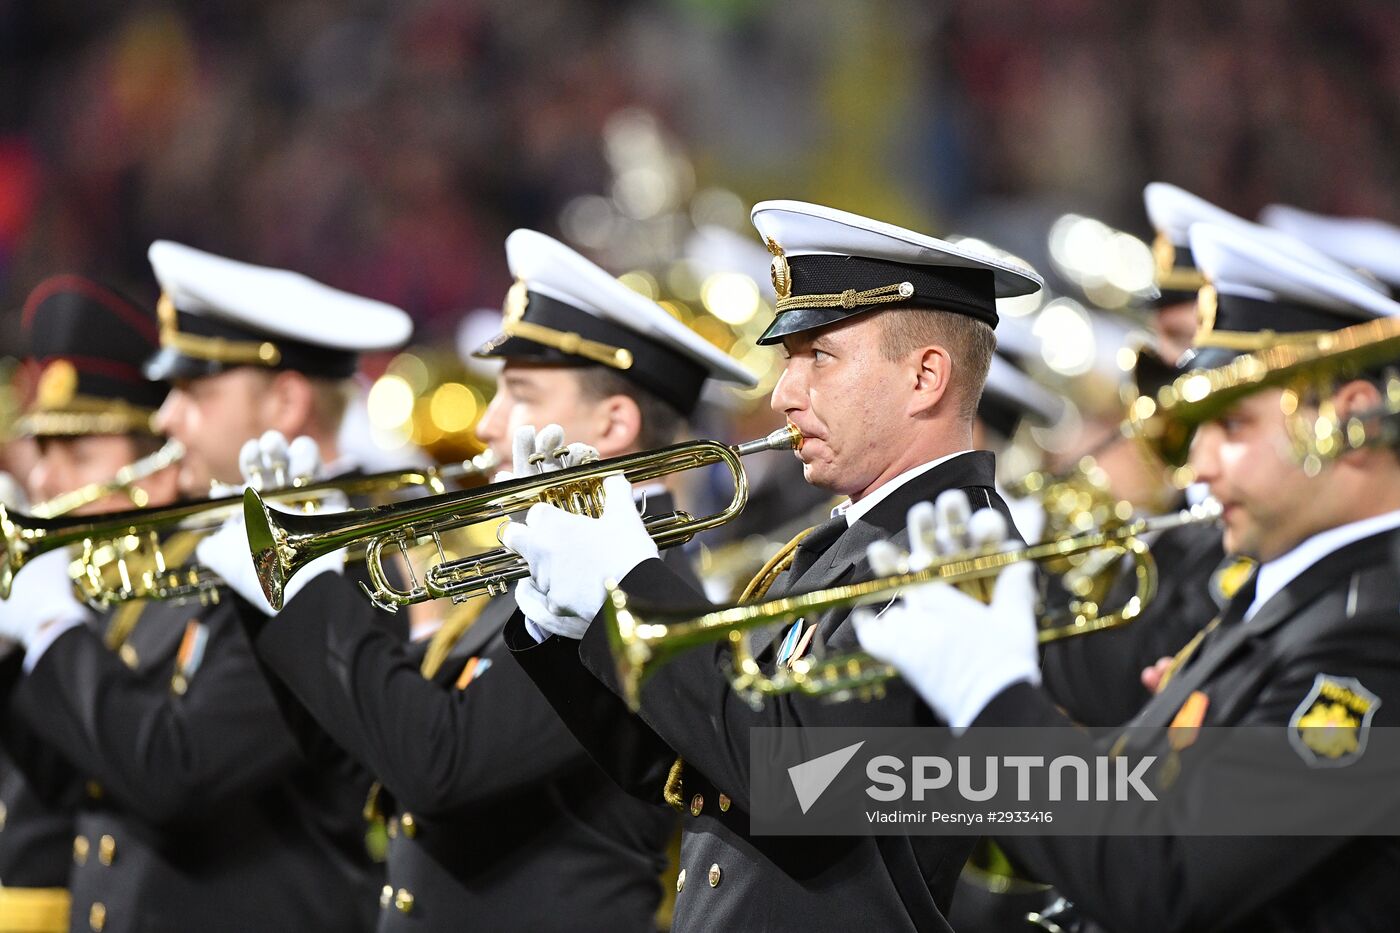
1042;514;1227;727
506;451;1017;933
0;583;384;933
984;524;1400;933
0;639;79;890
252;494;689;932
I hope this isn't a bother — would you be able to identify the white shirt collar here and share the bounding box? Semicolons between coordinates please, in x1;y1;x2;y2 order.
833;451;974;527
1246;508;1400;621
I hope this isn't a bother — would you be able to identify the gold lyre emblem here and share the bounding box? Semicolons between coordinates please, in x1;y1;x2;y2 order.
766;238;791;300
36;359;78;410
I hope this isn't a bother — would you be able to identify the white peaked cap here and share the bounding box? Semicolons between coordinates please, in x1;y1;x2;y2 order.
1259;204;1400;290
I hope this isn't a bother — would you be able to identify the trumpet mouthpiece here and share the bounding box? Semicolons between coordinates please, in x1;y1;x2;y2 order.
735;424;804;458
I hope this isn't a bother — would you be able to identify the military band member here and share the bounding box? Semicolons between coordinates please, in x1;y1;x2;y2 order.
501;201;1043;932
1;244;411;932
1039;182;1243;726
0;277;180;933
858;220;1400;932
205;229;753;931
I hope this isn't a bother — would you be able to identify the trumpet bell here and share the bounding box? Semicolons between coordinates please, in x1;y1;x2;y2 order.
245;489;289;609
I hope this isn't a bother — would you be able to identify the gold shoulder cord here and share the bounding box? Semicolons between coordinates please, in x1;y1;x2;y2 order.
738;527;813;602
662;524;820;810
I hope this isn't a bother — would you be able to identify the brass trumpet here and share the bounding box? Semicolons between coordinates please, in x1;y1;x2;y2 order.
30;439;186;518
1127;316;1400;475
0;457;493;606
245;425;804;612
603;499;1223;711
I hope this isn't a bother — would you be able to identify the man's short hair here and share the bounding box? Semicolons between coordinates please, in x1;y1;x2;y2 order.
877;308;996;421
573;367;686;451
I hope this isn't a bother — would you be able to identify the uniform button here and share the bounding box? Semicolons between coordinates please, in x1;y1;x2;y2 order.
74;836;90;866
394;889;415;914
98;835;116;866
89;902;106;932
718;793;731;812
708;863;722;888
86;781;104;800
0;799;8;831
689;794;704;816
379;885;393;909
118;644;139;669
400;813;417;838
387;816;399;839
676;868;686;893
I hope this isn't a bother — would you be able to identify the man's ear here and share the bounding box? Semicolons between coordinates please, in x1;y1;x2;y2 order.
907;344;954;417
592;394;643;457
260;371;316;437
1333;378;1385;423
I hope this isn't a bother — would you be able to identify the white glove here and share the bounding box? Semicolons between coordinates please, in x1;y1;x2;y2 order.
211;431;322;496
0;548;91;670
854;494;1040;731
196;433;345;616
513;578;591;640
492;424;599;483
502;473;658;639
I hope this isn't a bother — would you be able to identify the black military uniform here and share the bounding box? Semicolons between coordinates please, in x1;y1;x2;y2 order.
1039;183;1240;729
253;507;687;932
1041;509;1226;727
505;201;1045;932
968;218;1400;932
0;277;178;933
986;527;1400;932
1;244;418;933
252;228;759;931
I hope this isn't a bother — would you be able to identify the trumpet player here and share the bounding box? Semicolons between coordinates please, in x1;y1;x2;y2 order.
500;201;1044;932
3;245;412;932
0;276;179;933
209;229;755;932
858;220;1400;932
1039;182;1250;727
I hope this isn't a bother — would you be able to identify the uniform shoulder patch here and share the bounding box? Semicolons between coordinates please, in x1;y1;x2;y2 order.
1288;673;1380;767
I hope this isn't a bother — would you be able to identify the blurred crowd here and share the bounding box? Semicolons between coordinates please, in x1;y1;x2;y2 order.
1;0;1398;357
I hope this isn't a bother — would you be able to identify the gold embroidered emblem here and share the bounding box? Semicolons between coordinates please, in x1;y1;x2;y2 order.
36;359;78;410
766;238;791;299
1289;674;1379;767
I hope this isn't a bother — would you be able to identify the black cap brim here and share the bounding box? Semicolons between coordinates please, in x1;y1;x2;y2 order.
143;346;232;382
756;306;883;345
